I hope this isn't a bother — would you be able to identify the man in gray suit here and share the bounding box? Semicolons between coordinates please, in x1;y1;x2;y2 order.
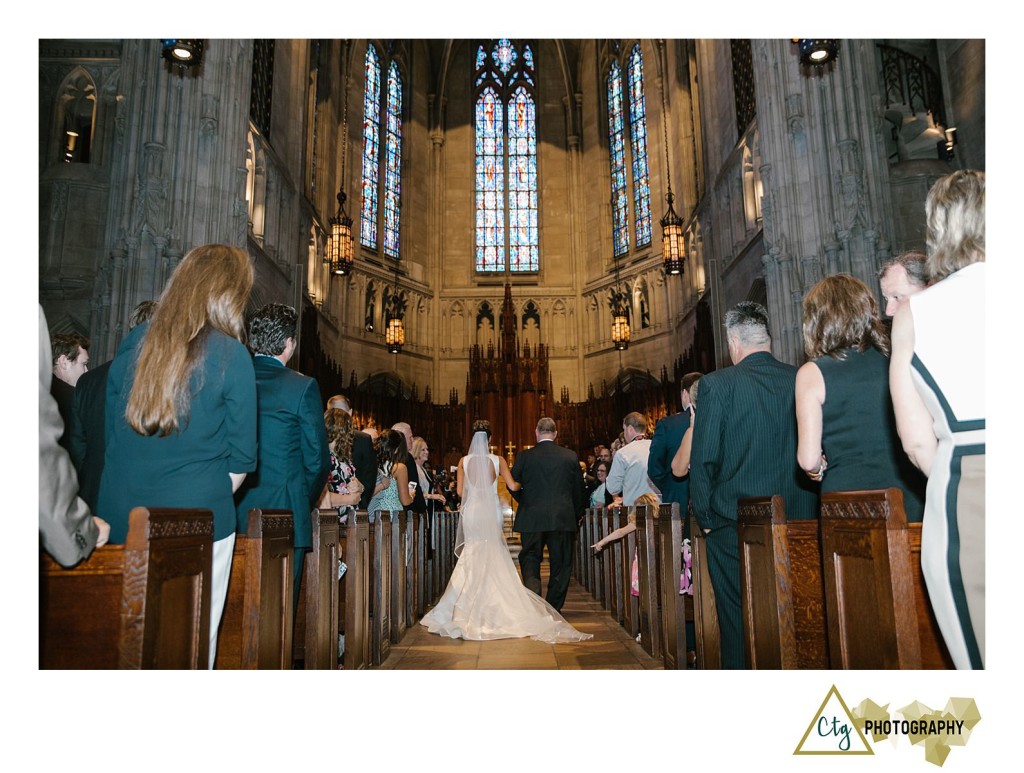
39;306;109;566
511;417;586;611
689;302;818;669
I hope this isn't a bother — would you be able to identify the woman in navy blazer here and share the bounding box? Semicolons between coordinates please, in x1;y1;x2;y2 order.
97;244;256;668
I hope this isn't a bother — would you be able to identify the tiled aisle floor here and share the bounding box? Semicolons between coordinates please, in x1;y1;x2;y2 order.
379;571;663;670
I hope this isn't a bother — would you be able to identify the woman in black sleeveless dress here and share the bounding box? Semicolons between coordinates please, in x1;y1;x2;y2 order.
795;273;925;520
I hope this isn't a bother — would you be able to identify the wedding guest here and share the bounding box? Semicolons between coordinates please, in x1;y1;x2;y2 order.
235;302;330;610
795;274;925;520
49;331;90;450
97;244;256;668
39;305;109;566
366;429;415;514
670;377;700;478
319;408;364;514
605;412;660;506
325;394;377;510
649;371;702;524
890;169;985;669
412;436;447;510
69;300;157;512
589;460;614;508
878;251;928;318
689;301;818;669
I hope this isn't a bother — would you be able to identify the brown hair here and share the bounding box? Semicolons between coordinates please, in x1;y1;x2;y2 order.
622;411;648;434
802;274;889;360
126;244;253;436
926;169;985;281
375;429;408;474
324;408;354;461
51;332;89;366
472;419;492;438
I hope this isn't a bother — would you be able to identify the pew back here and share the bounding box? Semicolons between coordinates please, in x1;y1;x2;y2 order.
40;507;214;669
215;509;294;669
820;489;921;669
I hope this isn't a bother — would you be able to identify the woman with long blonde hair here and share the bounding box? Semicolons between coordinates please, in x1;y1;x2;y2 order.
97;244;256;668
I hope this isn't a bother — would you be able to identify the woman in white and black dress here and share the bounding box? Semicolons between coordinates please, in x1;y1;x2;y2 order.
420;420;592;643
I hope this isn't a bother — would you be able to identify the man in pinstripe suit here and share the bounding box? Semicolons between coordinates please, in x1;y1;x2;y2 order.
689;302;819;669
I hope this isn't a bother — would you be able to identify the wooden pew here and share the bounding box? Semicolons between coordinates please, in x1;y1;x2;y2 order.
412;510;428;619
619;513;640;638
820;489;952;669
606;506;627;626
369;509;394;666
634;504;662;659
390;509;413;644
40;507;214;669
653;502;686;670
688;508;721;669
342;509;371;670
303;509;341;670
215;509;294;669
581;508;595;595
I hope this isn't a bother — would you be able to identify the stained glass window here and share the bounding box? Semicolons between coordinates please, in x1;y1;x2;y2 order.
627;45;652;248
360;46;404;259
508;87;538;271
475;87;504;272
360;45;381;249
383;61;402;259
474;39;538;272
607;61;629;257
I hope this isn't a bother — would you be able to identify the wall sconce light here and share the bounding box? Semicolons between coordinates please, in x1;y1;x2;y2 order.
938;126;957;161
161;39;205;70
63;131;78;163
792;39;838;67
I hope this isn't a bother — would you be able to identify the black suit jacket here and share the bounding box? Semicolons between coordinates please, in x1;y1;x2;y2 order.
689;351;818;526
235;357;330;548
50;377;74;451
511;440;586;533
68;360;110;512
405;449;427;513
647;407;691;510
353;431;377;511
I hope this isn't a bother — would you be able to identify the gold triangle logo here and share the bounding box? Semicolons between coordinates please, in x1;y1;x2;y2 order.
794;685;874;755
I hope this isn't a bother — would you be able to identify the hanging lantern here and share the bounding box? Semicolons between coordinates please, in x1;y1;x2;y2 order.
611;313;631;351
325;189;354;276
385;317;405;354
660;190;685;275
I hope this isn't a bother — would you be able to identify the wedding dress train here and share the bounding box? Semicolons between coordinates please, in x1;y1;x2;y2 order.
419;432;592;643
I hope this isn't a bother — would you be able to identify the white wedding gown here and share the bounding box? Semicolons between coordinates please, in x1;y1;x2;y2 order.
420;432;592;643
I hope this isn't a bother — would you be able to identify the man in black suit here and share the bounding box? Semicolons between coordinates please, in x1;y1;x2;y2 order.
689;302;818;669
647;371;703;526
236;304;330;610
49;332;90;451
69;301;157;512
327;394;378;512
511;417;586;611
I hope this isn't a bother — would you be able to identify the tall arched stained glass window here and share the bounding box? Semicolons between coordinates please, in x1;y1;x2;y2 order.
360;45;382;249
474;39;539;273
627;45;651;248
360;45;404;259
475;87;504;272
383;61;402;259
607;61;629;257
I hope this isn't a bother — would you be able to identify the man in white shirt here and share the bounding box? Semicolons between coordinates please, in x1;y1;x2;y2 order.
605;411;660;506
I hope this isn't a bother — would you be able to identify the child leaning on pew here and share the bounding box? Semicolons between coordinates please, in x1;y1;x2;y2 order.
590;493;692;596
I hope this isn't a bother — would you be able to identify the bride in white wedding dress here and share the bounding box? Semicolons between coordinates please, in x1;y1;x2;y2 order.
420;424;592;643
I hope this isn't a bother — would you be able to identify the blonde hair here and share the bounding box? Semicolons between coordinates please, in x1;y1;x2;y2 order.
126;244;253;436
925;169;985;281
412;436;428;462
324;408;354;460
